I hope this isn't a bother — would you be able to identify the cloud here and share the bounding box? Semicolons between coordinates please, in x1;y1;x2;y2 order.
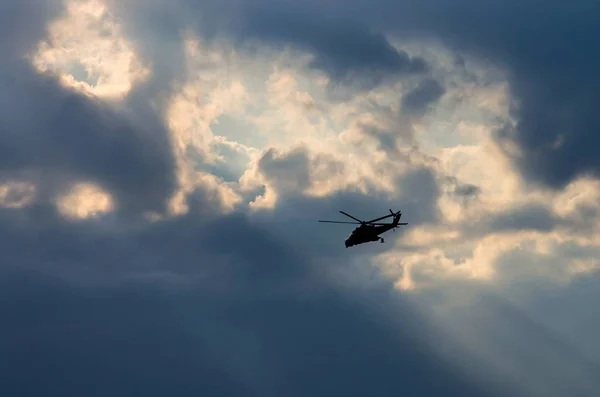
0;0;62;57
346;0;600;189
3;1;600;396
0;69;178;216
0;0;179;218
0;181;36;208
31;0;150;98
168;0;600;189
485;204;563;233
401;78;446;116
55;182;114;220
0;7;485;392
256;146;311;197
453;183;479;198
237;7;428;90
0;264;503;397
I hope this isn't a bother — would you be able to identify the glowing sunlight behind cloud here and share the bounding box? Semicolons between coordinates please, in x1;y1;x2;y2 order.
31;0;149;98
56;182;114;219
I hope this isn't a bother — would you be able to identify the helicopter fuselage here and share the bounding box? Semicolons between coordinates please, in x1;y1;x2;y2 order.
344;220;397;248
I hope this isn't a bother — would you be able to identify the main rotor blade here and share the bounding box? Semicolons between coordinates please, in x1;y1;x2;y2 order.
339;211;364;223
366;213;394;223
368;222;408;226
318;220;361;224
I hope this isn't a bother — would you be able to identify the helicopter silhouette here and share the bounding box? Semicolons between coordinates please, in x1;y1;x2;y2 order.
319;209;408;248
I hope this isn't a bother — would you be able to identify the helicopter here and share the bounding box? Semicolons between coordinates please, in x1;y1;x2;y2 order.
318;209;408;248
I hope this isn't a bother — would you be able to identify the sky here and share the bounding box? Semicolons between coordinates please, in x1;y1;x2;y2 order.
1;0;600;395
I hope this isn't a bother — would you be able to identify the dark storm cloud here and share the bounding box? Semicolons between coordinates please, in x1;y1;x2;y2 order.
401;78;446;116
235;6;428;89
0;0;62;57
0;265;503;397
0;201;308;293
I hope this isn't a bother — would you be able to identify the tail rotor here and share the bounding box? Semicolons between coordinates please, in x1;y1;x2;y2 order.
389;209;402;231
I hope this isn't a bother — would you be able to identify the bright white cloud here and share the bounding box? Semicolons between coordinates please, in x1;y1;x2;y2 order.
31;0;149;98
358;39;600;291
165;34;458;211
56;182;114;219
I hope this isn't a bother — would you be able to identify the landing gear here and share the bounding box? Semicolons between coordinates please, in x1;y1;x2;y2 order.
380;238;384;243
